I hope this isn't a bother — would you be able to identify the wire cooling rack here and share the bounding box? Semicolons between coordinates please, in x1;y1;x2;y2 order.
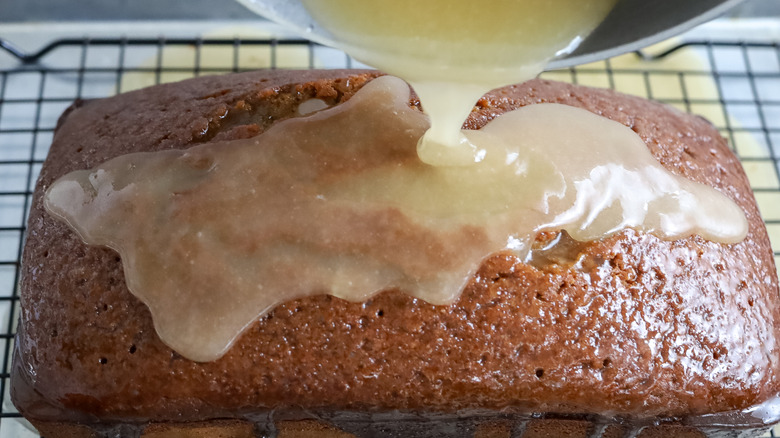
0;36;779;438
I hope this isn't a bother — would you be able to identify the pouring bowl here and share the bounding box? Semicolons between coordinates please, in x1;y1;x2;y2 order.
236;0;745;68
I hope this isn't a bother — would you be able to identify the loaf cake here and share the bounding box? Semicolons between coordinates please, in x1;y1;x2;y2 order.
11;69;780;437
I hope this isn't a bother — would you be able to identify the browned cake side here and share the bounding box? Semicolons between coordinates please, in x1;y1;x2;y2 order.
11;69;780;437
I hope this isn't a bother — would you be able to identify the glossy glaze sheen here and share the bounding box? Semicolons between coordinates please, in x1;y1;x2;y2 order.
302;0;617;155
42;77;745;362
12;70;780;425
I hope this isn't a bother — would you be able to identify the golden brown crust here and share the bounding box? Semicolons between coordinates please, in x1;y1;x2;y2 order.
12;70;780;431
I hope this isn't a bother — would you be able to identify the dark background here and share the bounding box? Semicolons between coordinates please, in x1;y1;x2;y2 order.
0;0;257;21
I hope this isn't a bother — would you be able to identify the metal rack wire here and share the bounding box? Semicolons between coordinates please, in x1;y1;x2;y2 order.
0;36;779;437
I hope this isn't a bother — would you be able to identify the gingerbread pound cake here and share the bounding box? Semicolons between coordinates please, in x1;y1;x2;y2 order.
11;69;780;438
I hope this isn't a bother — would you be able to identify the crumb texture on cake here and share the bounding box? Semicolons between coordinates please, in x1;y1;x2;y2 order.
12;69;780;426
